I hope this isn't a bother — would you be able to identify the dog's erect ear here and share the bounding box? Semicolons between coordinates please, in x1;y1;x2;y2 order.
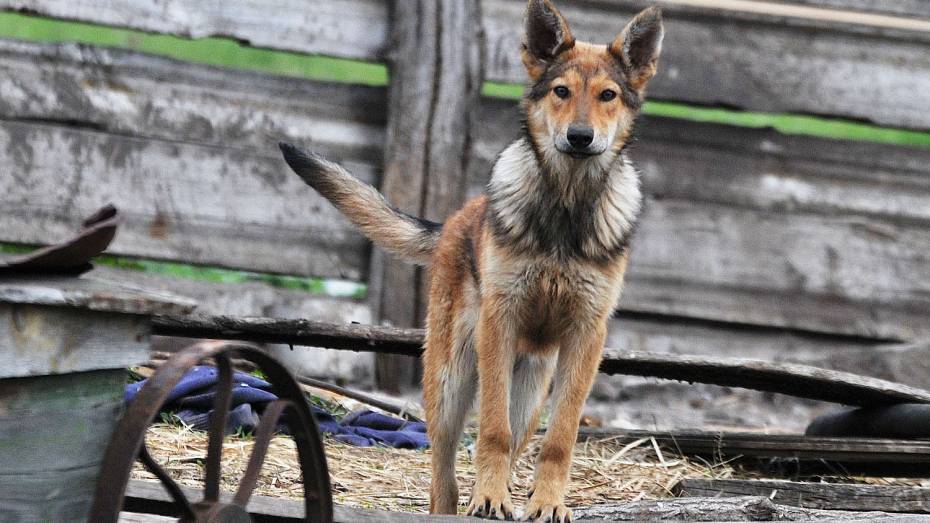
610;6;664;93
522;0;575;79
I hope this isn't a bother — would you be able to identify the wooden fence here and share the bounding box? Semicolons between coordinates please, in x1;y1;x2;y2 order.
1;0;929;390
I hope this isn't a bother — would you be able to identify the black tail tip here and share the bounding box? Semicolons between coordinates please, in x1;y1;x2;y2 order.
278;141;329;180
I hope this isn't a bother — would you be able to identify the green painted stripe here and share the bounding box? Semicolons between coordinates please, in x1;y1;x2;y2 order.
482;82;930;148
0;12;388;85
0;243;367;298
2;12;930;148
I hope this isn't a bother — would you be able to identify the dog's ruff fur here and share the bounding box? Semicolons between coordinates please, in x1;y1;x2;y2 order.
280;2;663;520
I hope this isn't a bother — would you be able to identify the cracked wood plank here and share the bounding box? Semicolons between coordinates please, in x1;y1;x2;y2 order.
674;479;930;513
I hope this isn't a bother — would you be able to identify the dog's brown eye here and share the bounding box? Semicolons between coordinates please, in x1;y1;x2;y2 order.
553;86;570;99
599;89;617;102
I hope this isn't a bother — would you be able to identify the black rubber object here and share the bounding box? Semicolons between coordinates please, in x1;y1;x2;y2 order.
806;403;930;439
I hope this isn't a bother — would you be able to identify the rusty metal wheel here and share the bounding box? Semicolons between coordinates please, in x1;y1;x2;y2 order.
89;341;333;522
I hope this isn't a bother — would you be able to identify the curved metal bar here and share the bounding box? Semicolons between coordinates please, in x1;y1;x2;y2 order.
204;352;234;502
88;340;248;522
232;399;292;507
138;442;196;519
244;350;334;523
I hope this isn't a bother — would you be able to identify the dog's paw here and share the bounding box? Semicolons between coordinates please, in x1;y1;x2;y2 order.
466;483;515;520
521;494;572;523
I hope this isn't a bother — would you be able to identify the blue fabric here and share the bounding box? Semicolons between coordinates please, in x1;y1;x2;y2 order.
125;366;430;449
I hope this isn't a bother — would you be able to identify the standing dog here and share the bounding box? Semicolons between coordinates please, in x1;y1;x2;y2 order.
280;1;663;520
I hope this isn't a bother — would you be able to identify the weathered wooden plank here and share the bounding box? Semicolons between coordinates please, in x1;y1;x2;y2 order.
0;39;384;279
772;1;930;19
125;479;472;522
481;0;930;130
472;99;930;340
149;316;930;407
0;0;389;60
576;427;930;476
0;39;386;162
0;120;371;279
371;0;483;392
674;479;930;514
575;496;905;521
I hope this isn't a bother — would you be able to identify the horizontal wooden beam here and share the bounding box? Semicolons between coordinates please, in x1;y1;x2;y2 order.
771;0;930;19
576;427;930;477
150;316;930;407
674;479;930;514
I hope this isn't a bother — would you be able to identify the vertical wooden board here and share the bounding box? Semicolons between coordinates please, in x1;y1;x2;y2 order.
0;370;125;522
372;0;483;391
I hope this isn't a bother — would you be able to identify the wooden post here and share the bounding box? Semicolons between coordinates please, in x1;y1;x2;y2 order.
372;0;484;392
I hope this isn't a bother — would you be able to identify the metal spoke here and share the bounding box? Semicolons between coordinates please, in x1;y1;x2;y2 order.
138;442;196;519
232;399;292;507
204;353;234;502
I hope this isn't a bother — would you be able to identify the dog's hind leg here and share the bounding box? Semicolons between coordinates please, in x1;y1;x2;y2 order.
509;352;556;470
423;292;479;514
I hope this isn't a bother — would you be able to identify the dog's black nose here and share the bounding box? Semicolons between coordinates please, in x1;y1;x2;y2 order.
566;125;594;149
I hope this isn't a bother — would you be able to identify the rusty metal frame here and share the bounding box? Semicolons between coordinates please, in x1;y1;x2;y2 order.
88;340;333;522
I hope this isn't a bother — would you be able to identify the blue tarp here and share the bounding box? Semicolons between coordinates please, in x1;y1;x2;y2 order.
126;365;429;449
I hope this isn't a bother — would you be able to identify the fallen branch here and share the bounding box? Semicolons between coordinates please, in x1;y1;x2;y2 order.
152;315;930;407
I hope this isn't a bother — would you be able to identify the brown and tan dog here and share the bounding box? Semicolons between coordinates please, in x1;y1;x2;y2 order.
280;1;663;520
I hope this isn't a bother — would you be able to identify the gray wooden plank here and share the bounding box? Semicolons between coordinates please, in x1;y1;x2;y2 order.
0;0;388;60
674;479;930;514
0;119;370;279
0;39;386;161
148;316;930;407
771;1;930;19
5;1;930;128
481;0;930;130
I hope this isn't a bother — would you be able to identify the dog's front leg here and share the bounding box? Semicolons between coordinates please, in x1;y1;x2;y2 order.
467;300;517;520
523;324;607;523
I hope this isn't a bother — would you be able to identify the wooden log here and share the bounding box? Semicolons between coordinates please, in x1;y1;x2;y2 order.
576;427;930;477
149;316;930;407
371;0;482;392
7;1;930;128
674;479;930;514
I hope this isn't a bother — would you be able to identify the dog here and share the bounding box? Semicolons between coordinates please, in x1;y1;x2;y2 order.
280;1;662;520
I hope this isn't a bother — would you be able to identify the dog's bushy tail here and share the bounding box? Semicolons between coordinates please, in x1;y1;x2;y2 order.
280;143;441;265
